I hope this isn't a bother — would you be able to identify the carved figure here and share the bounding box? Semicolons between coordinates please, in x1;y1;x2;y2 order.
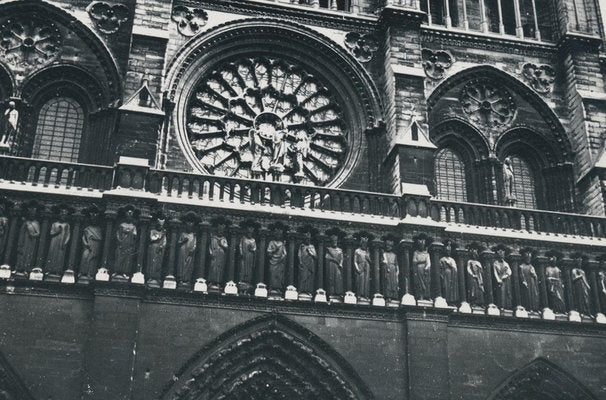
522;63;556;94
238;221;257;286
344;32;379;62
354;235;371;298
467;243;484;306
493;244;512;309
267;223;287;291
14;202;40;275
0;202;9;261
79;207;103;279
439;240;458;303
1;101;18;146
176;213;199;286
146;214;166;284
381;237;399;300
270;128;287;172
293;131;311;178
208;218;229;285
518;248;539;311
545;250;566;313
45;205;71;276
297;228;316;294
412;233;432;300
502;157;516;206
326;233;344;297
113;207;137;279
599;265;606;304
571;253;591;316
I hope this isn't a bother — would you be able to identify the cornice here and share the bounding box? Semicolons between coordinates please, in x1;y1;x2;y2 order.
421;25;558;59
182;0;378;32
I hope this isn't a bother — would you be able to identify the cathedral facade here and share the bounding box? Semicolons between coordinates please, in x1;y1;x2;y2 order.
0;0;606;398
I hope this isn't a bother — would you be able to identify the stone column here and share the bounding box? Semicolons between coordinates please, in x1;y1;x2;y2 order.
429;242;444;305
286;231;298;287
164;219;179;286
195;221;210;280
66;216;82;272
256;228;269;284
2;207;20;266
513;0;524;37
509;252;524;317
100;211;116;278
343;235;356;292
316;234;327;290
562;257;577;320
587;260;604;322
455;248;470;312
36;208;51;276
535;256;549;311
480;249;497;314
400;240;414;305
134;214;149;282
226;225;239;283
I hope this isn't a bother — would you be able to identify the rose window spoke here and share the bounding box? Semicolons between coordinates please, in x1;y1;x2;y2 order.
185;57;348;185
461;79;516;129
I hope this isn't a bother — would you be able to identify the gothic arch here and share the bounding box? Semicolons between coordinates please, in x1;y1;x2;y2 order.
164;18;384;188
0;63;15;99
160;314;374;400
432;118;490;162
487;358;597;400
427;65;572;160
0;352;35;400
496;126;567;167
0;0;122;102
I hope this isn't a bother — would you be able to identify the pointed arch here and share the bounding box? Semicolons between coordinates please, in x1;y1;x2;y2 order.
0;0;122;102
0;352;35;400
487;358;597;400
427;65;572;160
161;314;374;400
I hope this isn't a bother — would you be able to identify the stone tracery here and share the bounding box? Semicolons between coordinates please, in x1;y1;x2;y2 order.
186;57;348;185
460;79;516;129
0;17;62;68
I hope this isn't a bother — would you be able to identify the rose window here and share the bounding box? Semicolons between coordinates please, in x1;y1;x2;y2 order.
460;79;516;129
185;57;348;185
0;17;62;67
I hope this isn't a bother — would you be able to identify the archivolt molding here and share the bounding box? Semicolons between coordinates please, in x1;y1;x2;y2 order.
427;65;572;161
0;0;122;103
161;314;374;400
431;118;491;162
487;358;597;400
164;18;384;187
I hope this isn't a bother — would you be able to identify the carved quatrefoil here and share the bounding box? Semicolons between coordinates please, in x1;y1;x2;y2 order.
87;2;129;35
421;49;453;80
171;6;208;37
460;79;517;129
344;32;378;63
0;17;62;68
522;63;556;94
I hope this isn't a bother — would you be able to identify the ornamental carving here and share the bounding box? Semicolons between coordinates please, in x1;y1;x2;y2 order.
421;49;453;80
460;79;516;129
0;17;61;68
171;5;208;37
344;32;378;63
521;63;555;94
186;57;348;185
87;2;129;34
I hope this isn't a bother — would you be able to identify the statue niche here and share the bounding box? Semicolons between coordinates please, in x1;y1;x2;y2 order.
112;206;138;281
267;222;287;293
380;235;399;301
238;220;258;293
412;233;432;301
439;240;458;304
45;204;72;279
297;226;317;296
146;211;167;288
466;242;485;306
176;212;200;288
325;229;345;299
518;247;539;311
14;201;41;277
78;206;103;283
208;217;229;289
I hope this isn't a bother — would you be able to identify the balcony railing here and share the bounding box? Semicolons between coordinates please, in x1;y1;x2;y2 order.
1;155;606;238
1;156;606;323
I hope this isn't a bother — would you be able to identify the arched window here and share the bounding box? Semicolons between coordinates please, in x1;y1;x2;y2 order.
32;97;84;163
435;148;468;202
509;155;537;209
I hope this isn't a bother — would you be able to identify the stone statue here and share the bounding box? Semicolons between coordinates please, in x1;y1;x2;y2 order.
518;248;539;311
208;218;229;286
293;131;310;178
14;202;40;276
439;240;458;303
599;266;606;305
79;207;103;280
466;243;484;306
381;237;399;300
1;101;18;147
545;250;566;313
297;228;316;294
113;207;138;280
326;233;344;297
249;128;266;177
146;214;166;286
571;253;591;316
176;213;198;286
354;235;371;299
270;128;287;172
412;233;431;300
502;157;516;206
267;223;287;291
45;205;71;277
493;244;512;309
238;221;257;287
